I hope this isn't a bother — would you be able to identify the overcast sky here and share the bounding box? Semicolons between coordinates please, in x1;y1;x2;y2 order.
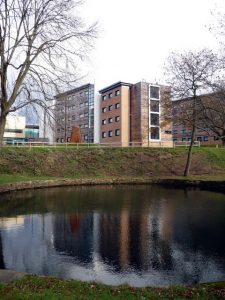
79;0;225;91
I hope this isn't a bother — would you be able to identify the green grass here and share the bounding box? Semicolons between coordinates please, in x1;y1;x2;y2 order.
0;174;60;185
0;146;224;180
0;275;224;299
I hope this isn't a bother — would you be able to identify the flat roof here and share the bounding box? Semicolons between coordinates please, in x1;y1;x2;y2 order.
99;81;132;94
55;83;94;99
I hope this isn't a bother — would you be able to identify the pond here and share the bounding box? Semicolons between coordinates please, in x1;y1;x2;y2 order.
0;185;225;287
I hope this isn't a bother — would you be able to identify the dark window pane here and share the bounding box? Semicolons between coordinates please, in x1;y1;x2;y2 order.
151;113;159;126
150;100;159;112
151;127;159;139
150;86;159;99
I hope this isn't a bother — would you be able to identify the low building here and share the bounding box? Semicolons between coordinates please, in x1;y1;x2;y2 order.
3;115;26;144
99;81;173;147
3;116;41;144
172;95;223;145
54;83;94;143
25;124;40;141
172;124;220;145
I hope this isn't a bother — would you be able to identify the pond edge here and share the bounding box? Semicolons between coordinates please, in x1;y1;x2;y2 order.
0;177;225;194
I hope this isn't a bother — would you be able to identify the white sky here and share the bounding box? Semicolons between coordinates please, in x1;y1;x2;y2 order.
79;0;225;91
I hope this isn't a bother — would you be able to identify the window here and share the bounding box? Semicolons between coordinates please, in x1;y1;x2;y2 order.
109;92;113;98
203;136;209;142
102;119;106;125
182;137;186;142
108;105;113;111
108;130;113;137
115;90;120;96
165;130;172;134
115;129;120;136
85;101;88;107
150;100;159;112
85;91;88;95
173;130;178;134
84;112;88;117
151;127;160;140
150;86;160;99
102;95;106;101
67;137;71;142
151;113;159;126
102;132;106;138
57;128;60;133
79;113;84;118
115;116;120;122
214;136;219;141
108;118;113;123
197;136;203;142
102;107;106;113
84;135;88;140
61;138;64;143
79;102;84;108
173;138;178;142
72;115;75;120
115;103;120;109
84;124;88;128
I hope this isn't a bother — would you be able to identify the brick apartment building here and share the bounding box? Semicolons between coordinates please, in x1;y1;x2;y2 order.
99;81;173;147
55;84;94;143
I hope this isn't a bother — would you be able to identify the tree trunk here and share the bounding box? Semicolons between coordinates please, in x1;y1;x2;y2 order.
0;115;7;147
184;125;196;177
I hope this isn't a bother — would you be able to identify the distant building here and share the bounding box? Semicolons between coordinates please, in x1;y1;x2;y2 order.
3;116;26;144
25;124;40;141
172;97;222;145
99;81;173;147
172;124;220;145
3;116;40;144
54;84;94;143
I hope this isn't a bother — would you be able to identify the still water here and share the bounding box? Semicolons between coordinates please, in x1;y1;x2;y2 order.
0;185;225;286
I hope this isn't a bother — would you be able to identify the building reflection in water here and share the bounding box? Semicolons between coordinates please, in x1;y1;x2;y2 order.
0;186;224;286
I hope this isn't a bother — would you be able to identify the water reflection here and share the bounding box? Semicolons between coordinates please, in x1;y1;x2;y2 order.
0;186;225;286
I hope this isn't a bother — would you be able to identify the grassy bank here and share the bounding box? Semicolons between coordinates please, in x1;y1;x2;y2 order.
0;147;225;179
0;275;224;299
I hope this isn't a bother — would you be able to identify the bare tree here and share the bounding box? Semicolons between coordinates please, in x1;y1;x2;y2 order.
165;49;220;176
0;0;96;145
